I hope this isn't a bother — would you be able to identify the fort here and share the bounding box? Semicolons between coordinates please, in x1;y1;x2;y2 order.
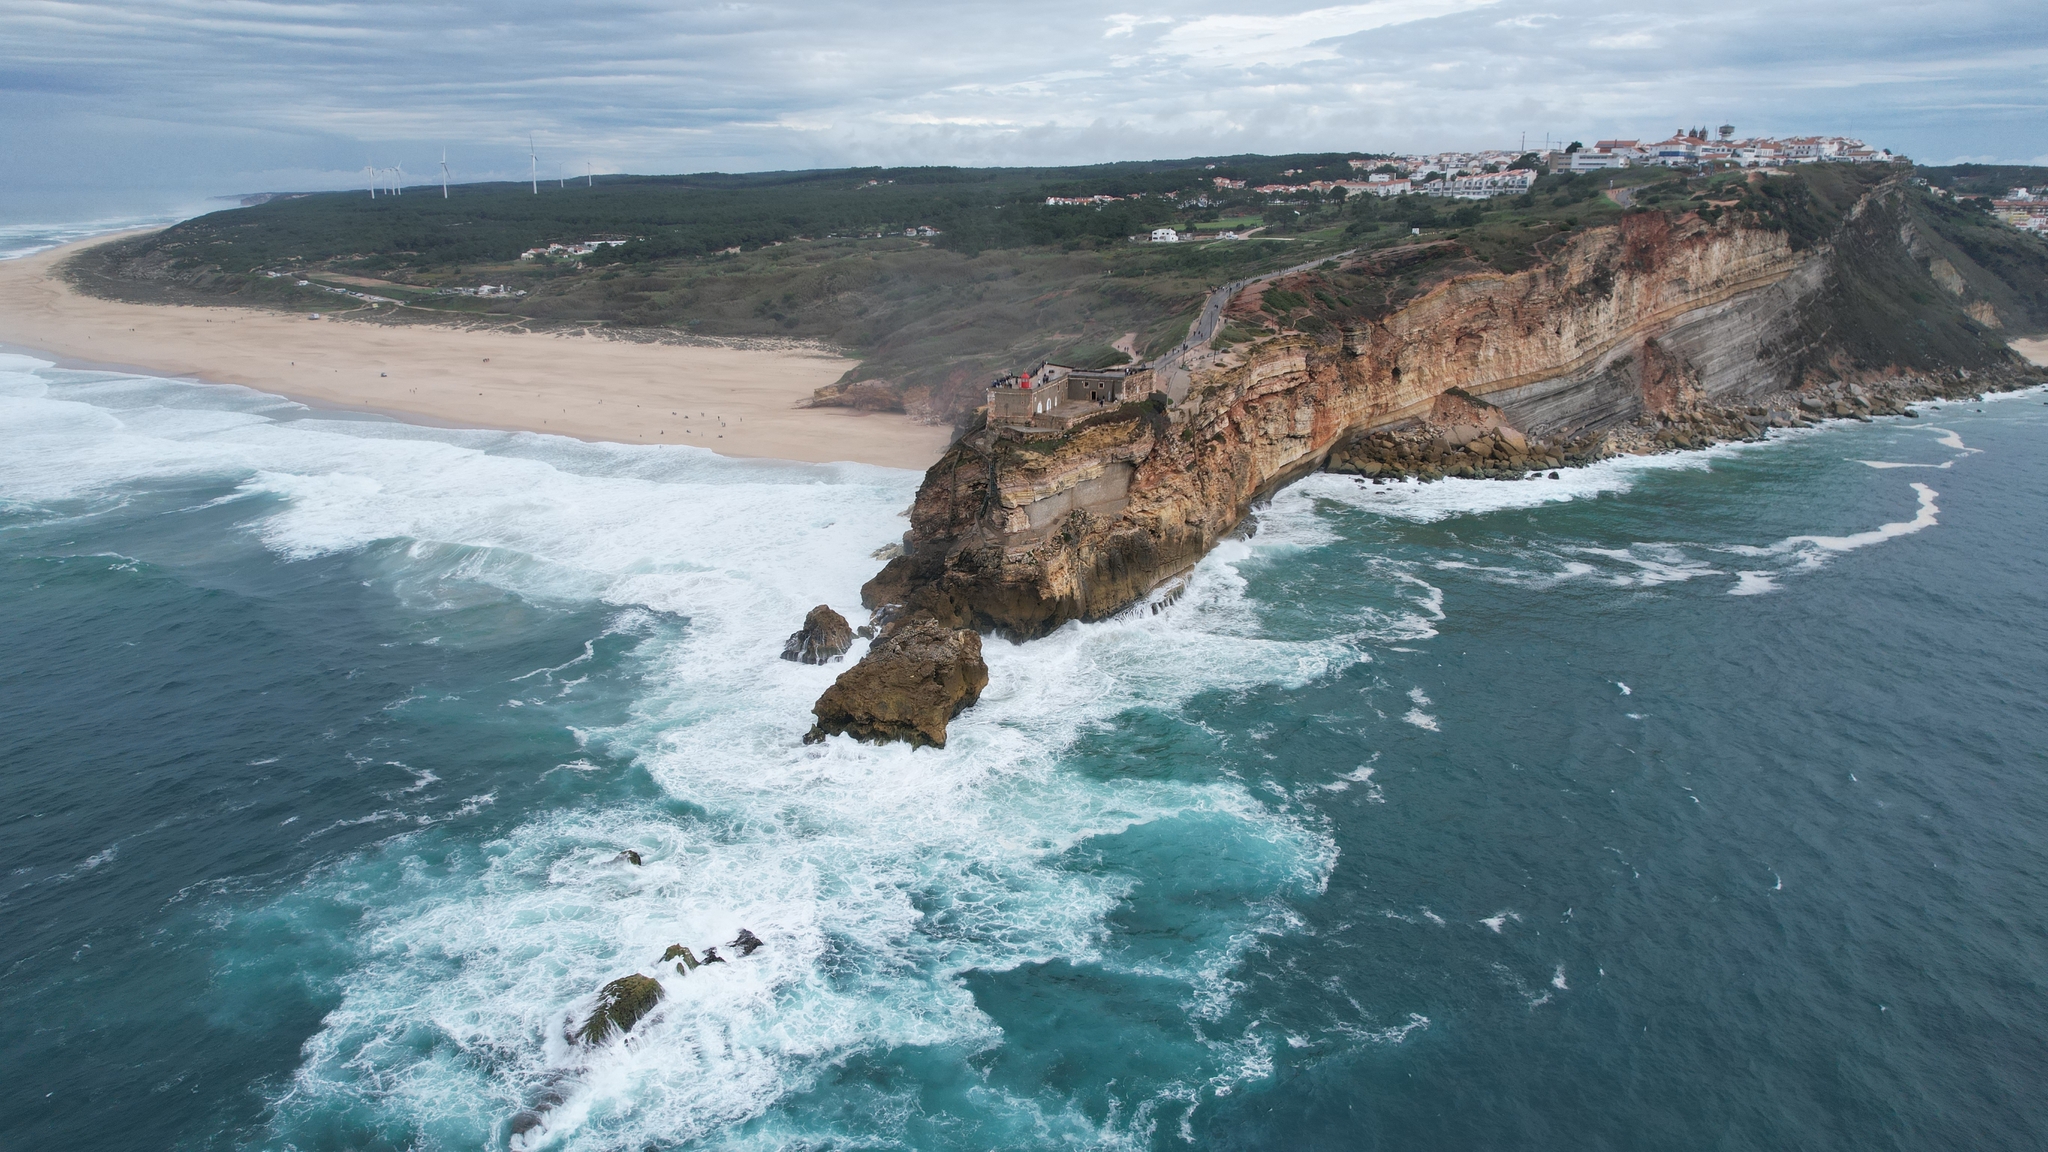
983;362;1155;431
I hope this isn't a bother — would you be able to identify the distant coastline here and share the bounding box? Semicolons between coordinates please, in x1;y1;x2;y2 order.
0;234;954;470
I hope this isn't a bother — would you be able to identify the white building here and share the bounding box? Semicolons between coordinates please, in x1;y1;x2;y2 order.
1150;228;1180;243
1568;151;1629;173
1435;169;1537;199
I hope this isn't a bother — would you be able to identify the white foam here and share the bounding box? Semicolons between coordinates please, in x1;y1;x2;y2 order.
1856;459;1952;470
0;360;1344;1147
0;216;190;262
1401;708;1440;732
1729;571;1779;596
1283;448;1694;525
1785;483;1939;553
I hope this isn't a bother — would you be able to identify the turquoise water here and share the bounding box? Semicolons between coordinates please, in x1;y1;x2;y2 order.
2;334;2045;1150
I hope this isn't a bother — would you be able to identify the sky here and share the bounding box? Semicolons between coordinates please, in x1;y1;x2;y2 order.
2;0;2045;221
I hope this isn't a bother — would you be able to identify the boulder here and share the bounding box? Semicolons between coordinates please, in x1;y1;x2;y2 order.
805;616;989;748
575;974;663;1045
781;604;854;665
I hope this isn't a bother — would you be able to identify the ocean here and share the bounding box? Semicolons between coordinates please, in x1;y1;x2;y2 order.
4;238;2047;1150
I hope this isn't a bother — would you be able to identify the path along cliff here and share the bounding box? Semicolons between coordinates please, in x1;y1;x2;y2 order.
816;172;2048;739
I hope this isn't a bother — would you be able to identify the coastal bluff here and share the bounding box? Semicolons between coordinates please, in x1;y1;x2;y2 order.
859;175;2047;641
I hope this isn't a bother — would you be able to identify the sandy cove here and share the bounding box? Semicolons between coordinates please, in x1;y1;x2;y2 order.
0;233;955;469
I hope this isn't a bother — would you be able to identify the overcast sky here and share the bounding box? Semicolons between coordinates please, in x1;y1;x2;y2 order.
3;0;2045;220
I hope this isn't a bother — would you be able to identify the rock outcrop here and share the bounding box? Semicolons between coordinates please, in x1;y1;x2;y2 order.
780;604;854;664
574;974;663;1045
804;616;988;748
862;177;2046;641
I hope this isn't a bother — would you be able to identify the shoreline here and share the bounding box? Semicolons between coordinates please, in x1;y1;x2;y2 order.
0;234;956;470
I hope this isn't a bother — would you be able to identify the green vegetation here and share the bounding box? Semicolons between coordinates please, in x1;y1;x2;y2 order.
76;157;1380;422
70;156;2046;424
1918;164;2048;199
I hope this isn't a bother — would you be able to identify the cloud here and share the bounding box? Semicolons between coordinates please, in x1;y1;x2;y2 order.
1103;13;1172;38
0;0;2044;215
1152;0;1503;66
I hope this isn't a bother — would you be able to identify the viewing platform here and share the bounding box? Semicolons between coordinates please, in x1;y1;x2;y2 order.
986;362;1153;432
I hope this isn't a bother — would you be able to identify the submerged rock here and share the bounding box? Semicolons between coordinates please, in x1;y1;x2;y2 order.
781;604;855;665
574;974;663;1045
615;850;642;866
805;616;988;748
734;928;764;956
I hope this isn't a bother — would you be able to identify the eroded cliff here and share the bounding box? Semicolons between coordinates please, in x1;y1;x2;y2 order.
860;177;2042;643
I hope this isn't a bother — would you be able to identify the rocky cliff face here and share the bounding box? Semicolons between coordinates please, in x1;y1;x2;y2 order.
805;617;989;748
862;178;2041;640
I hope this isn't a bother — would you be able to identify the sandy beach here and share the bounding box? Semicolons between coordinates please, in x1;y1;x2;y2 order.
2013;337;2048;367
0;234;954;469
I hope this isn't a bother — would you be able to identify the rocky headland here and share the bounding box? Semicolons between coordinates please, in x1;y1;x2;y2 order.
814;171;2046;743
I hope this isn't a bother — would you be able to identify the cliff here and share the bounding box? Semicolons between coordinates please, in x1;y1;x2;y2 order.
862;175;2046;639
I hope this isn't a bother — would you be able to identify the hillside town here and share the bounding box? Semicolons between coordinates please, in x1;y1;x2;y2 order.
1989;188;2048;233
1041;126;1929;248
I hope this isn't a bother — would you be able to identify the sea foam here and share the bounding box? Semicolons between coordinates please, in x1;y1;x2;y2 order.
0;357;1341;1150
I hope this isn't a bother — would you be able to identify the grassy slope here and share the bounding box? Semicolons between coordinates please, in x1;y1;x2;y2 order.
68;160;2048;424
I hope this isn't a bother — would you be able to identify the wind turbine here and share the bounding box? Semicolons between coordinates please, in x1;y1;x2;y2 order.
393;162;404;194
587;161;592;188
367;157;376;198
440;148;450;198
529;133;538;195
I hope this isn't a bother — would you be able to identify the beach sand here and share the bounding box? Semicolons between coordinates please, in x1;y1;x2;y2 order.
2012;337;2048;367
0;233;954;469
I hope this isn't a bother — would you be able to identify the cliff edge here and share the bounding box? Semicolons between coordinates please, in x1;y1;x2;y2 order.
861;173;2046;643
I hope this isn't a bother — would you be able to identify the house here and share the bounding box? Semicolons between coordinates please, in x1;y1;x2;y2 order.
1212;177;1247;189
1568;151;1628;173
1643;134;1706;167
1150;228;1180;243
520;238;629;260
902;225;940;237
1363;179;1414;197
1436;169;1536;199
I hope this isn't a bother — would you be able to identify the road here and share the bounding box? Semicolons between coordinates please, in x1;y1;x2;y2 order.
1147;247;1361;399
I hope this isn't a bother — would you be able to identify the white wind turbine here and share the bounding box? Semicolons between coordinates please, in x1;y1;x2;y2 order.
440;148;450;198
529;133;538;195
366;157;376;198
393;162;404;195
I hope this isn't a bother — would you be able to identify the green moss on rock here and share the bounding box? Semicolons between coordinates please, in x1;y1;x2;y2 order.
575;974;663;1045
